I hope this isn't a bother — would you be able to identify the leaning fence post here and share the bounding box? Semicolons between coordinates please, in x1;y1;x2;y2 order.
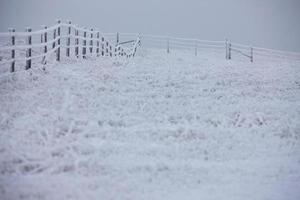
42;26;48;64
56;20;61;61
167;38;170;53
66;20;71;57
9;28;15;72
90;28;93;54
83;28;87;59
75;28;79;57
96;32;100;56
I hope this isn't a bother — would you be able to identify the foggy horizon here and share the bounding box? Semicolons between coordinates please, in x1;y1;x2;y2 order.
0;0;299;52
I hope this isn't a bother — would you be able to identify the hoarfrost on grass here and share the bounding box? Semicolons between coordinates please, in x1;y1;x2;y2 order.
0;49;300;200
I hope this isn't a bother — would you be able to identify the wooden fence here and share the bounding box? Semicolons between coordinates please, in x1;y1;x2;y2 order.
0;20;141;73
119;33;300;63
1;20;300;75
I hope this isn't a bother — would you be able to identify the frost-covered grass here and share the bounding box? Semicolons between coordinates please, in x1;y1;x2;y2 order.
0;48;300;200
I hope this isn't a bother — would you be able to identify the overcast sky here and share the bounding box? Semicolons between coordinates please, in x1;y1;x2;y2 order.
0;0;299;52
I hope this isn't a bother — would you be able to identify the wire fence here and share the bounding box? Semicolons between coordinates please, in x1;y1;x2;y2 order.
0;20;141;74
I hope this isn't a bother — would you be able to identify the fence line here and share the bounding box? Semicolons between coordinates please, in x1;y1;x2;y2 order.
121;33;300;62
1;20;300;75
0;20;141;73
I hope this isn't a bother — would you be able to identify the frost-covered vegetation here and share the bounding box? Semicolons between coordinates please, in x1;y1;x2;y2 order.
0;49;300;200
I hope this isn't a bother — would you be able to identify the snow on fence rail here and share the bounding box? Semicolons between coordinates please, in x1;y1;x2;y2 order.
0;20;141;73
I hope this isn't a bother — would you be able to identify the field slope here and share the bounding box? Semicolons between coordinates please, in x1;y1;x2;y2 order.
0;49;300;200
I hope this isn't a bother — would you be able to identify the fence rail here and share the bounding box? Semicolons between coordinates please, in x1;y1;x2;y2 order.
1;20;300;75
0;20;141;73
119;33;300;62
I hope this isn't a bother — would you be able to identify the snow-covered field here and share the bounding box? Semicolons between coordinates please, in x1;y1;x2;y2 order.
0;48;300;200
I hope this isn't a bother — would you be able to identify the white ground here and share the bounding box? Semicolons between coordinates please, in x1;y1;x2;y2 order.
0;49;300;200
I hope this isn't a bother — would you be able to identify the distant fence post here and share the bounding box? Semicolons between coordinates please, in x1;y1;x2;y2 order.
250;47;253;62
194;40;197;56
9;28;15;72
83;28;87;58
228;41;232;60
225;39;228;59
40;29;43;43
116;32;119;45
56;20;61;61
52;27;56;50
42;26;48;64
109;45;112;57
167;38;170;53
75;28;79;57
96;32;100;57
101;37;105;56
25;27;32;70
90;28;93;54
138;33;142;47
66;20;71;57
105;41;109;56
118;46;121;56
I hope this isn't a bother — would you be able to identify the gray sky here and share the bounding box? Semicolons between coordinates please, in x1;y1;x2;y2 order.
0;0;299;52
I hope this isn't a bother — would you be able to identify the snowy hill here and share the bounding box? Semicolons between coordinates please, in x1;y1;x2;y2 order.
0;48;300;200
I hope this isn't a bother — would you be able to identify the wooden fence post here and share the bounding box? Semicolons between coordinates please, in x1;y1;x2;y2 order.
83;28;87;59
105;41;109;56
101;37;104;56
75;29;79;57
116;32;119;45
52;27;56;50
167;38;170;53
229;43;232;60
90;28;93;54
25;27;32;70
96;32;100;56
66;21;71;57
42;26;48;64
139;34;142;47
118;46;121;56
109;45;112;57
56;20;61;61
40;29;43;43
250;47;253;62
9;28;15;72
225;39;228;59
